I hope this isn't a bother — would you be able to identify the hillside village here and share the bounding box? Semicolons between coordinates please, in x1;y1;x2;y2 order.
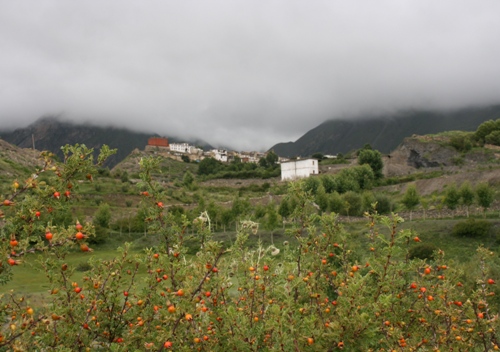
144;136;323;181
145;136;276;164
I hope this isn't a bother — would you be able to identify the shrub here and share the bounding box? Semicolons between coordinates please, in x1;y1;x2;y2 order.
361;191;376;213
341;191;363;216
333;165;375;193
475;119;500;143
452;219;493;238
449;133;473;152
75;261;92;272
183;170;195;188
451;155;465;166
328;191;344;213
303;176;320;194
97;167;111;177
197;157;221;175
444;183;460;211
333;170;360;193
321;175;336;193
409;244;438;260
401;184;420;211
357;148;383;179
120;171;129;183
88;224;109;245
486;130;500;146
374;193;393;214
476;182;495;213
94;203;111;227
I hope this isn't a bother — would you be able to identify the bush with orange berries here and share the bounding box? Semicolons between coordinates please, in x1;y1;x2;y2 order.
1;150;500;351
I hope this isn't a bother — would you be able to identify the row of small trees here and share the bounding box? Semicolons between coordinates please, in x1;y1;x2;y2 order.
143;174;495;239
402;182;496;220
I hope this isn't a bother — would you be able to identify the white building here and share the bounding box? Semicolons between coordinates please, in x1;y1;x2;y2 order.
210;149;228;162
168;143;203;155
169;143;191;153
281;159;319;181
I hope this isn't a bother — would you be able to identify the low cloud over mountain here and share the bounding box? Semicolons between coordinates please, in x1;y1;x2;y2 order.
1;1;500;151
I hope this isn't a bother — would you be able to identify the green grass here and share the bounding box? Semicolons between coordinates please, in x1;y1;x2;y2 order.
0;157;34;175
0;230;147;294
0;249;126;294
342;217;500;264
400;219;499;259
0;227;292;296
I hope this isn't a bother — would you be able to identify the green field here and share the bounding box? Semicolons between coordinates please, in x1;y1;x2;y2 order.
4;217;499;297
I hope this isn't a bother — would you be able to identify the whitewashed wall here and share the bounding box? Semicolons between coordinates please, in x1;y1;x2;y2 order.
281;159;318;181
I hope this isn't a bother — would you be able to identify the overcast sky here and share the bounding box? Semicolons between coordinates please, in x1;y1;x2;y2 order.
1;1;500;150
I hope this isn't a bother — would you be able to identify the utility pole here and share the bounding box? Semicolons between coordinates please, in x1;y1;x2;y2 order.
32;134;35;150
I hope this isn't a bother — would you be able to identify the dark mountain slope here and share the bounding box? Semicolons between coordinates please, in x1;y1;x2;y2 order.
0;117;213;167
270;105;500;157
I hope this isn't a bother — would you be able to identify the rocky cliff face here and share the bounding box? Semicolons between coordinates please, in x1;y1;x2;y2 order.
385;137;450;176
384;135;498;177
399;137;458;167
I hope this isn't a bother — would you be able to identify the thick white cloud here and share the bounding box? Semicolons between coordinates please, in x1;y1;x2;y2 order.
1;0;500;150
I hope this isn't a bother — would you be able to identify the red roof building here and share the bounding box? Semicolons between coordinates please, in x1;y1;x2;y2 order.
148;137;169;147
